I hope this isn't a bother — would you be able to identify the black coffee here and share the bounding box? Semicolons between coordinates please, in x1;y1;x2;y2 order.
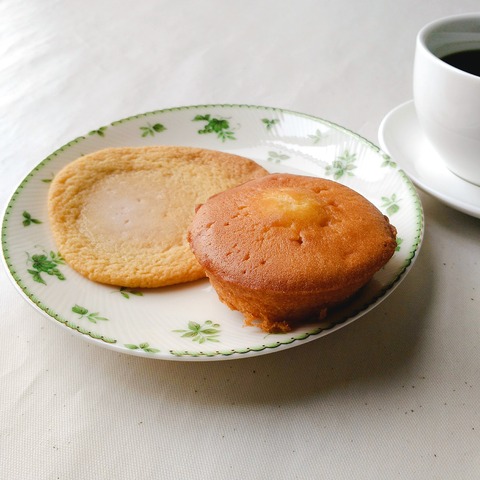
441;49;480;77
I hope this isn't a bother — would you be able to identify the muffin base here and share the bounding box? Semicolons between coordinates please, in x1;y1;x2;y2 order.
207;272;374;333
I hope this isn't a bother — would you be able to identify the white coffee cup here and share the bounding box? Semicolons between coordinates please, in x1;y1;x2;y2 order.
413;13;480;186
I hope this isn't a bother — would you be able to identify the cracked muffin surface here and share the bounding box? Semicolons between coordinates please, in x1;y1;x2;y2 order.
188;173;397;332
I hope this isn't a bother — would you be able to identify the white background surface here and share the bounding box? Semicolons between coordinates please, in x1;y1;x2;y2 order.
1;1;480;478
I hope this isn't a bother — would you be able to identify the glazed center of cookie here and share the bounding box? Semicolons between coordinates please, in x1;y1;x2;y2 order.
79;171;190;248
255;188;330;227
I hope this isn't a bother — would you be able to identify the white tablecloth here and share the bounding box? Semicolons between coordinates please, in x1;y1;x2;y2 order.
2;1;480;478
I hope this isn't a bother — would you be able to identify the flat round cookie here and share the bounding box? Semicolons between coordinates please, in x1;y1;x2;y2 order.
48;146;268;287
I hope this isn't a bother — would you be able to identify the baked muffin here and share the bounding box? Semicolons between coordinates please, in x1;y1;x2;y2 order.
48;146;268;288
188;173;397;332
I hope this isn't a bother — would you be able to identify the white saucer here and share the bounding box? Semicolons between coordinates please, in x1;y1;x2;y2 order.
378;100;480;219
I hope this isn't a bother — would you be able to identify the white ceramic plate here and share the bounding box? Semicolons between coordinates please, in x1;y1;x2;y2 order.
2;105;423;361
378;100;480;219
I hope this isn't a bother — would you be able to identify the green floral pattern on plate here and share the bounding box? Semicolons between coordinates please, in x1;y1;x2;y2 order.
124;342;160;354
173;320;221;344
267;151;290;163
116;287;143;299
325;150;357;180
308;129;328;144
140;122;166;137
41;174;54;183
193;114;236;141
261;118;279;130
72;305;109;324
381;155;397;168
396;237;403;252
26;250;65;285
381;194;401;216
1;104;424;361
89;126;107;137
22;211;42;226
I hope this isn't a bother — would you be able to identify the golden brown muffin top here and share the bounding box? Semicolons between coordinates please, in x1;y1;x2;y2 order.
188;173;397;292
